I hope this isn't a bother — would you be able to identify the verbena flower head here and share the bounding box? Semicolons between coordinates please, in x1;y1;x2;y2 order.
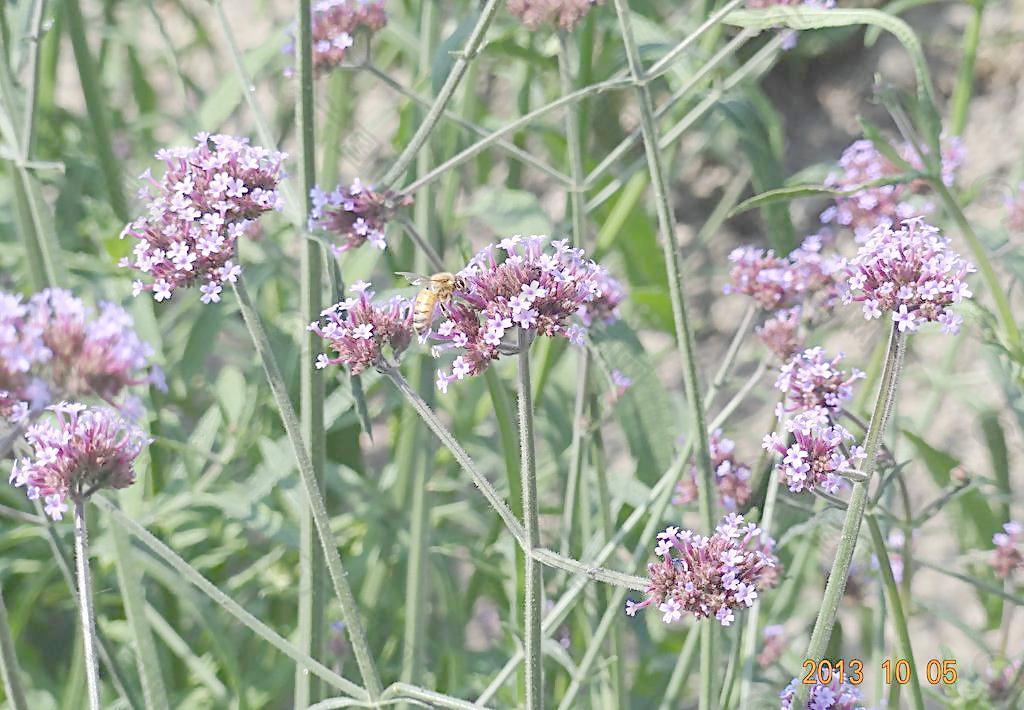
675;429;752;512
608;369;632;401
725;237;839;313
763;411;864;494
821;137;964;241
121;133;286;304
28;289;159;404
9;403;149;520
309;180;410;256
287;1;387;76
507;0;599;30
841;217;974;334
992;521;1024;579
724;246;796;309
779;677;866;709
433;236;613;392
757;307;803;361
774;347;862;418
0;292;48;423
309;281;413;374
624;513;778;627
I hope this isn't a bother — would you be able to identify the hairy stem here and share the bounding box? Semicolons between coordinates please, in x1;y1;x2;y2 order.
866;515;925;710
517;330;543;709
293;2;327;706
74;499;101;710
798;325;906;707
232;276;382;698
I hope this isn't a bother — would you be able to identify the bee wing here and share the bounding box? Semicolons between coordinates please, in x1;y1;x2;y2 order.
395;271;430;286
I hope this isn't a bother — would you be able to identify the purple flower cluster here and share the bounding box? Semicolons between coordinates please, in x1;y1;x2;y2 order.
624;514;778;627
432;236;612;392
287;1;387;76
756;307;802;361
1;289;158;422
309;180;410;256
1;292;49;423
992;522;1024;579
774;347;862;419
725;235;840;313
30;289;158;404
820;137;964;241
9;403;149;520
763;411;865;494
309;281;413;375
120;133;286;304
507;0;599;30
779;676;865;709
675;429;752;512
841;217;974;334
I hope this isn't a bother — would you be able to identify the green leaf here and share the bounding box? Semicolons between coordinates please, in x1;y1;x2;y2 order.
197;33;284;131
462;186;553;236
981;412;1011;525
589;322;679;481
729;173;922;217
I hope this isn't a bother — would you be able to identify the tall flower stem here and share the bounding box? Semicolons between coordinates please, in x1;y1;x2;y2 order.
0;582;28;710
798;325;906;707
379;0;501;188
517;330;543;709
866;514;925;710
74;499;101;710
232;275;382;699
611;2;717;707
294;0;327;706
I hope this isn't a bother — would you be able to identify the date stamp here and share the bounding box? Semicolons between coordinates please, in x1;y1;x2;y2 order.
802;658;958;686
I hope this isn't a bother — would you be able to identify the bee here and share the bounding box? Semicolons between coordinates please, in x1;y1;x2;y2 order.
396;271;466;335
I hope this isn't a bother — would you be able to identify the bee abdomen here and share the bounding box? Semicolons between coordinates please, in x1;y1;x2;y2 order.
413;291;437;334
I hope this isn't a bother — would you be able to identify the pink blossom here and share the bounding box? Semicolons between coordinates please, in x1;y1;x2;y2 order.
841;217;974;334
779;676;865;709
9;403;149;520
507;0;600;30
624;514;778;627
763;411;864;494
757;307;803;361
310;282;413;374
774;347;862;418
309;180;410;256
286;0;387;76
432;236;618;390
992;521;1024;579
675;429;752;512
121;133;286;303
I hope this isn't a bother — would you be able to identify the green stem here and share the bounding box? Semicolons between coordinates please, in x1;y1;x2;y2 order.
383;367;527;545
0;582;28;710
866;515;925;710
658;628;701;710
62;0;128;221
561;349;590;558
379;0;501;188
74;499;101;710
294;0;327;705
797;325;906;708
362;64;570;187
231;275;382;699
932;180;1020;350
517;330;543;709
611;6;718;707
94;497;368;701
111;525;169;710
949;0;983;136
738;465;782;708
